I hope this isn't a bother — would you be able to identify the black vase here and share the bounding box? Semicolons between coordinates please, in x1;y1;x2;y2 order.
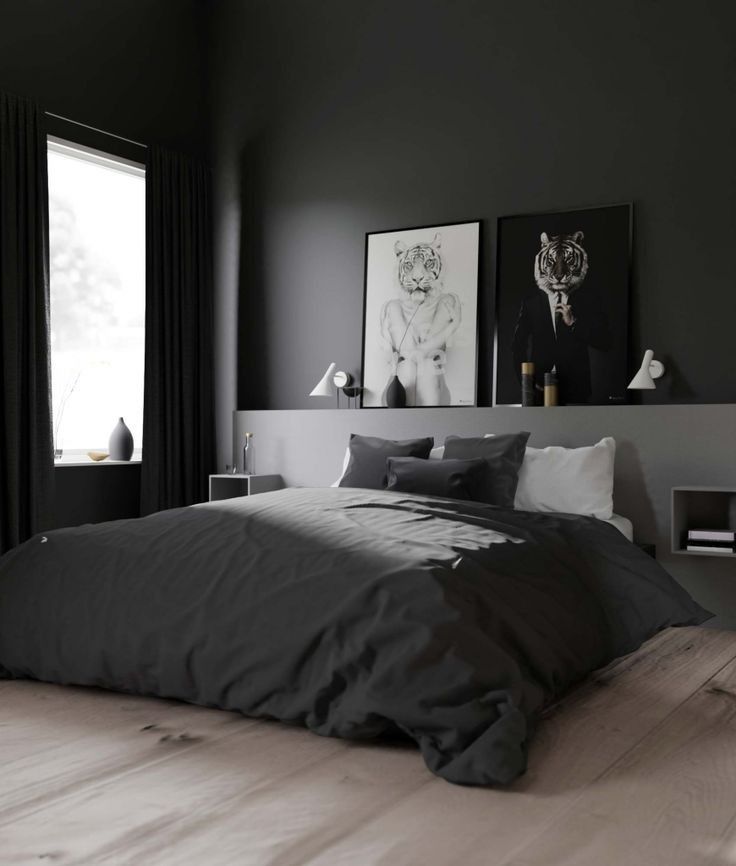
385;375;407;408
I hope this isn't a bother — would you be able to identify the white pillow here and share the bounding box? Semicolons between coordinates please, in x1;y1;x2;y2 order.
429;445;444;460
514;437;616;520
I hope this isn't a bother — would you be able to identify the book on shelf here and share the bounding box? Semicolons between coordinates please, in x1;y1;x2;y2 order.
686;543;736;554
688;528;736;542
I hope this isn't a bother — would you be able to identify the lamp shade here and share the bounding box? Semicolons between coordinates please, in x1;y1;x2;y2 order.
309;363;337;397
628;349;665;390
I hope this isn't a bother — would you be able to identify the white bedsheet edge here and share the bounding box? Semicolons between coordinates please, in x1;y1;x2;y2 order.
604;513;634;542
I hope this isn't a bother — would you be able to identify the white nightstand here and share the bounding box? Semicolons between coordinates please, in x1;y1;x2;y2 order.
208;474;284;502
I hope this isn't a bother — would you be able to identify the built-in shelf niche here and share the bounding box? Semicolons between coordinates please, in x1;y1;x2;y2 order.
671;486;736;558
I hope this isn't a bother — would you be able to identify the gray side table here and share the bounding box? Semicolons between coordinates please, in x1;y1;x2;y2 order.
209;474;283;502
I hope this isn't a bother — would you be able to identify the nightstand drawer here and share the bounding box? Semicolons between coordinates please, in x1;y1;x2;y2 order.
209;474;283;502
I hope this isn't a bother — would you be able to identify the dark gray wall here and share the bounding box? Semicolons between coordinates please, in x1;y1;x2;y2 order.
0;0;209;157
209;0;736;461
53;465;141;530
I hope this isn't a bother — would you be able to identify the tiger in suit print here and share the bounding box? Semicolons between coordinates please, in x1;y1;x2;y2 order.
380;234;461;406
512;230;611;404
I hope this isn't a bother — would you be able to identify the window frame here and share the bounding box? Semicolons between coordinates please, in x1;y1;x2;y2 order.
47;128;147;465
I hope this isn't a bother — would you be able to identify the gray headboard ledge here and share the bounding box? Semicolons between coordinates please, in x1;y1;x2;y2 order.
234;405;736;627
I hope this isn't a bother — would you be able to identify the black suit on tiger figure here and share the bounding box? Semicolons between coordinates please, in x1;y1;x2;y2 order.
511;231;612;405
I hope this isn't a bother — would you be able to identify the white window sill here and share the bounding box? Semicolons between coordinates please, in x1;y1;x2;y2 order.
54;451;142;467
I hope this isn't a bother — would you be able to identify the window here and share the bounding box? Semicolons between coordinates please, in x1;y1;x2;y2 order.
47;138;145;460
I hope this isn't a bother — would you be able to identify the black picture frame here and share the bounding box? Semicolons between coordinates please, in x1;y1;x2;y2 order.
360;220;481;409
493;202;633;407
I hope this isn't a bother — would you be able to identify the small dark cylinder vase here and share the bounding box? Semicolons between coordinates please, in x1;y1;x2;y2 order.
521;361;536;407
544;372;559;407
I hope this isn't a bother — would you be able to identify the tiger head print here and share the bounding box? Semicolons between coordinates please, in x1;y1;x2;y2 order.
394;234;443;301
534;231;589;295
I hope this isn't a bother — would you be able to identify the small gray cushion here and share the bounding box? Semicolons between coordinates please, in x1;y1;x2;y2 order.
386;457;488;502
339;434;434;490
442;433;530;507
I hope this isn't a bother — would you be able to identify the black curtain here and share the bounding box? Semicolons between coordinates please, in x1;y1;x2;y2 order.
141;146;215;514
0;92;54;554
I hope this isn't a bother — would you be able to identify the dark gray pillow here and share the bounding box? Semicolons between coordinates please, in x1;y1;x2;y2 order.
442;433;530;507
386;457;489;502
339;434;434;490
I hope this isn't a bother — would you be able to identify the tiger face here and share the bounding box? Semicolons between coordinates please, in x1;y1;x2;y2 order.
534;231;589;295
394;234;442;301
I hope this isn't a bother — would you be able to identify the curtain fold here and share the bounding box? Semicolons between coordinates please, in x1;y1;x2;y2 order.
0;91;54;554
140;146;215;514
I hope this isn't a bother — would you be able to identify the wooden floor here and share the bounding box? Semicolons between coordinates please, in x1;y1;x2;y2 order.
2;626;736;865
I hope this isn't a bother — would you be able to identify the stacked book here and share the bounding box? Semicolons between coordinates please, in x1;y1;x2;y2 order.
686;529;736;554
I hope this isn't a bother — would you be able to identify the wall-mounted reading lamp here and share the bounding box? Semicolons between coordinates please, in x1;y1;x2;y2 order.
309;363;361;408
627;349;666;390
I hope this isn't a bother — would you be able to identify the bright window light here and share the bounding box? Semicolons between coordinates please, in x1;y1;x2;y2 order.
47;138;145;457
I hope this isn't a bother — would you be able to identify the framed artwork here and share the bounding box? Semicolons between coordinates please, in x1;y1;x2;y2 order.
361;220;480;408
494;203;632;406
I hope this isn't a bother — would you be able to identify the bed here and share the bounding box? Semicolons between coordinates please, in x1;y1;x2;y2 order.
0;480;709;781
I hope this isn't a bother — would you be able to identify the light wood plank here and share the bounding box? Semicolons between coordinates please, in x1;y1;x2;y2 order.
0;681;238;771
0;627;735;866
495;653;736;866
0;682;255;822
711;808;736;864
0;719;354;865
89;740;429;866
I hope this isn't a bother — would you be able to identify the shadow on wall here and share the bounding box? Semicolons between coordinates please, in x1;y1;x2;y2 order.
612;439;656;543
237;137;269;410
661;354;696;402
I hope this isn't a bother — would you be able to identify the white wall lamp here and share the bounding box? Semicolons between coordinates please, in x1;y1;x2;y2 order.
309;363;360;408
628;349;666;390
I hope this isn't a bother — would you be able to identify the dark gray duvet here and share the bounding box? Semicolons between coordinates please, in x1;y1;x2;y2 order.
0;487;709;785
